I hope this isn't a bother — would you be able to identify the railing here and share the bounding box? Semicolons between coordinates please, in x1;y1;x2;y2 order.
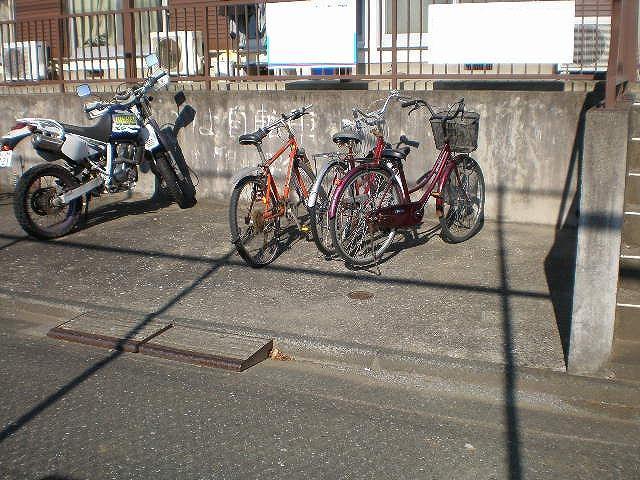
0;0;635;99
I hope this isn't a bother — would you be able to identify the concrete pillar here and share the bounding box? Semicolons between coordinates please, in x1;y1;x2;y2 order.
569;107;630;374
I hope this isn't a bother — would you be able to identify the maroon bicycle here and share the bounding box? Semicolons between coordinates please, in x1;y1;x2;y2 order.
327;97;485;266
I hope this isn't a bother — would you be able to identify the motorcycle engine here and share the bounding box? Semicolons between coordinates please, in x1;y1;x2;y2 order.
112;145;139;188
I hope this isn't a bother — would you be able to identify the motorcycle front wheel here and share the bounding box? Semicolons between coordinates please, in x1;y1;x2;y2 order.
154;150;196;209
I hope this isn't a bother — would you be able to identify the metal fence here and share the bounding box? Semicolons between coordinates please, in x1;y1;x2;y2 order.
0;0;635;97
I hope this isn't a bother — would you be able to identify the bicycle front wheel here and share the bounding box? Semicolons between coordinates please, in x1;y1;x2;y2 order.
229;175;281;267
440;155;485;243
329;168;401;266
309;161;348;257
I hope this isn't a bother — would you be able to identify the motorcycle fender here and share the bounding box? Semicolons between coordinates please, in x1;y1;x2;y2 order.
143;124;161;153
231;166;260;190
173;104;196;136
0;126;33;149
308;159;342;209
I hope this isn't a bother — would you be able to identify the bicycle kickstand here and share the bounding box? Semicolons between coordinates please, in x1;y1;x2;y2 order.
369;229;382;276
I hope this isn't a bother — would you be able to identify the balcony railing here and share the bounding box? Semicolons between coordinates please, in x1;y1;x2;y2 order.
0;0;635;104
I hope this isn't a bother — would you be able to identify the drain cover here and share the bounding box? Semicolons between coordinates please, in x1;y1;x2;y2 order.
140;326;273;371
348;291;374;300
47;311;171;353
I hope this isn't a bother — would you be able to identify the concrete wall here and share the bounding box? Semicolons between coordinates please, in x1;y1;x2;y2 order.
0;90;587;225
568;107;630;375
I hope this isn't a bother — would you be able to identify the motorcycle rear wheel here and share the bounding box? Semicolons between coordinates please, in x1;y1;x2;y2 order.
14;163;82;239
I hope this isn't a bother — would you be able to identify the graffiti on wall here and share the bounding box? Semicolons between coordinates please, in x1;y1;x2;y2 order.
192;104;317;141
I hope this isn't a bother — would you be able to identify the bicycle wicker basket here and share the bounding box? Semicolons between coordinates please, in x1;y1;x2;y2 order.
429;110;479;153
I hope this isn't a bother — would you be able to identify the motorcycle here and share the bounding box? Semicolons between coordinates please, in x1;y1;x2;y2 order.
0;53;197;240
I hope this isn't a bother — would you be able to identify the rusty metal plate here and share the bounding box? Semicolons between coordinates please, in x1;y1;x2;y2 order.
140;326;274;372
47;310;172;353
348;291;375;300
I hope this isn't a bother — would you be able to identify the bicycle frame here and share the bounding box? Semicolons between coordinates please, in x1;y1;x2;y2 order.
256;131;309;222
308;133;387;208
328;141;463;230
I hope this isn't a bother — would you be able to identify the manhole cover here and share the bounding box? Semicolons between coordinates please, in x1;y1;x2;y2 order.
348;291;374;300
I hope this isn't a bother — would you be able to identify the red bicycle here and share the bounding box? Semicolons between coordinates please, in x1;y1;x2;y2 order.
228;105;315;267
327;97;485;266
308;91;401;257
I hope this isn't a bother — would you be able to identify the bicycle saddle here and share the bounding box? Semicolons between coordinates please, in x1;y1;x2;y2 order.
239;128;268;146
332;131;361;145
381;146;410;160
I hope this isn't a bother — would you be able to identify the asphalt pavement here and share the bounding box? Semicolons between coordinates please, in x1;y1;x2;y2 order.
0;301;638;479
0;193;638;478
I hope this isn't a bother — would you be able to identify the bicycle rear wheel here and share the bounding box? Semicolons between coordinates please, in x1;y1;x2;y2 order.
440;155;485;243
309;161;348;257
329;168;401;266
229;175;281;267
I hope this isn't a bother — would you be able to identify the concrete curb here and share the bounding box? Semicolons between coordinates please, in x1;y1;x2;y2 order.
4;292;639;412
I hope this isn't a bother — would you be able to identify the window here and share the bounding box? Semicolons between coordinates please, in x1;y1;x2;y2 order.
67;0;162;54
385;0;430;35
0;0;14;21
68;0;123;50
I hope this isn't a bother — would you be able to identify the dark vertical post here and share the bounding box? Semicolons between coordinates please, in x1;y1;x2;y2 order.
57;17;66;93
57;5;65;93
622;0;639;88
367;0;371;75
204;5;211;89
391;0;397;89
122;0;136;82
605;0;621;108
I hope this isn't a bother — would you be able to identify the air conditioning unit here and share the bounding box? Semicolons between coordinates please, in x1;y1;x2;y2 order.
1;41;49;81
567;18;611;72
149;31;204;76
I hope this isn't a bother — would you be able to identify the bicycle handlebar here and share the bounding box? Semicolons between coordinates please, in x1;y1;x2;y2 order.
352;90;404;126
401;97;465;120
262;104;313;133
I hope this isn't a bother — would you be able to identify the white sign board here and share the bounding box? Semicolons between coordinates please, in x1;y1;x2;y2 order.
266;0;356;67
428;1;575;64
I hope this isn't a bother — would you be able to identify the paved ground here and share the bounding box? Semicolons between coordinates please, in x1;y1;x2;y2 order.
0;304;638;479
0;193;572;372
1;193;638;479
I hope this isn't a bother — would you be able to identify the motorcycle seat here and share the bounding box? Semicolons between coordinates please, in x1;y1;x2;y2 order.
62;113;112;143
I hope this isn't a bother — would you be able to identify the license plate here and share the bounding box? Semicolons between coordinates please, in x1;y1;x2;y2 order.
0;150;12;168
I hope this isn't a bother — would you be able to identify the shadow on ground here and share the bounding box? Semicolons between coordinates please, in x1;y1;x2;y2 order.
78;194;172;232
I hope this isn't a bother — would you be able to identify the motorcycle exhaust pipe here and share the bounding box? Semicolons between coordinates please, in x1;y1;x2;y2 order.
52;176;104;206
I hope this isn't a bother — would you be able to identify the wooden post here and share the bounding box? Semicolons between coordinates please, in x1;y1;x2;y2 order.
622;0;639;88
57;16;65;92
605;0;622;108
122;0;137;81
605;0;639;108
